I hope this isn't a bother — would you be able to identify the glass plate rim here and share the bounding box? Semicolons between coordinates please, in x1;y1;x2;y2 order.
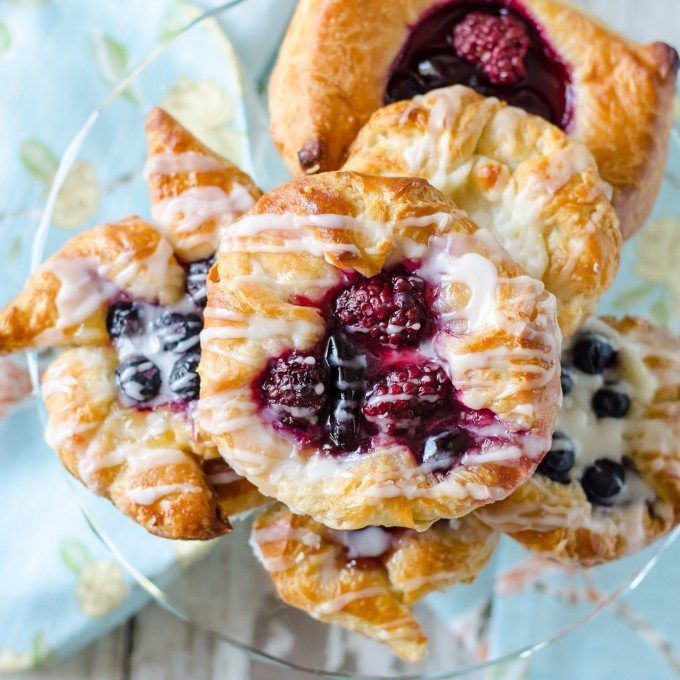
25;3;680;677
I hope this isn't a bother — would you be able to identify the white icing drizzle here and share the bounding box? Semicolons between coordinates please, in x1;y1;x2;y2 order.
144;151;224;177
220;211;453;260
396;572;452;594
109;238;183;303
206;470;242;486
153;185;255;237
49;258;118;330
329;527;393;559
125;447;188;472
312;587;387;616
201;307;320;348
127;483;203;505
373;85;610;280
252;524;322;550
417;230;560;419
44;238;181;339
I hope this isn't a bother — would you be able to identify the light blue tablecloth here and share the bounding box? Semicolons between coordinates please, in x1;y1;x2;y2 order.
0;1;679;678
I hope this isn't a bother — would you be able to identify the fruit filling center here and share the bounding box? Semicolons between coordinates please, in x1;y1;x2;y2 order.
537;324;655;508
385;1;573;129
255;266;522;475
106;257;214;409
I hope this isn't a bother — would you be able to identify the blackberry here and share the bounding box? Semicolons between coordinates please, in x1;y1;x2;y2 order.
363;362;450;434
261;352;328;430
333;273;426;348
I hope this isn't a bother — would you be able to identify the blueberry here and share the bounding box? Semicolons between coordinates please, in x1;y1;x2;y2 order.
156;312;203;352
560;368;573;397
415;52;462;87
325;334;365;449
384;72;425;103
571;334;616;375
115;355;161;403
169;352;200;401
581;459;626;506
421;428;474;472
591;389;631;419
536;432;575;483
106;301;141;340
186;257;215;308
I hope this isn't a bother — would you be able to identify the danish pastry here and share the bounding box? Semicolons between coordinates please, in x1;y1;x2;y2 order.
344;85;620;336
199;171;561;531
269;0;678;238
251;503;498;661
145;107;263;262
478;316;680;566
0;216;265;539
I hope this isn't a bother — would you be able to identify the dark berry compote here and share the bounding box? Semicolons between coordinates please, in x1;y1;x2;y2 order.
107;256;214;411
254;267;511;478
385;1;573;129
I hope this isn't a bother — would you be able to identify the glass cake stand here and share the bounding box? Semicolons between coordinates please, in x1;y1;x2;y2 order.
28;1;680;677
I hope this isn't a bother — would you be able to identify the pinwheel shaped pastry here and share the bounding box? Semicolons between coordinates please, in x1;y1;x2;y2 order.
344;85;620;336
199;171;562;531
479;316;680;566
0;110;265;539
269;0;678;238
251;503;498;661
145;107;263;261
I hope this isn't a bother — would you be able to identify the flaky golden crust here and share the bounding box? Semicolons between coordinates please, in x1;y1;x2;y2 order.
344;86;621;336
145;108;263;262
199;171;561;530
0;217;184;354
0;116;267;538
42;348;232;539
0;217;185;354
479;316;680;566
251;503;497;661
268;0;678;238
385;516;499;605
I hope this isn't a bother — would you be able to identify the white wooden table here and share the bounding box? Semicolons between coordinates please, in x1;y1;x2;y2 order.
13;2;680;678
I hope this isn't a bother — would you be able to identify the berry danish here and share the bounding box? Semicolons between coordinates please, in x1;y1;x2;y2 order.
0;218;265;539
269;0;678;238
478;316;680;566
251;503;498;661
0;108;268;538
198;171;562;530
145;107;262;262
344;85;620;336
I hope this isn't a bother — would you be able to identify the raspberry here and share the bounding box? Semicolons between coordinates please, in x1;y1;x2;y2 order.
452;12;530;85
363;362;451;434
261;352;328;429
333;273;426;348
